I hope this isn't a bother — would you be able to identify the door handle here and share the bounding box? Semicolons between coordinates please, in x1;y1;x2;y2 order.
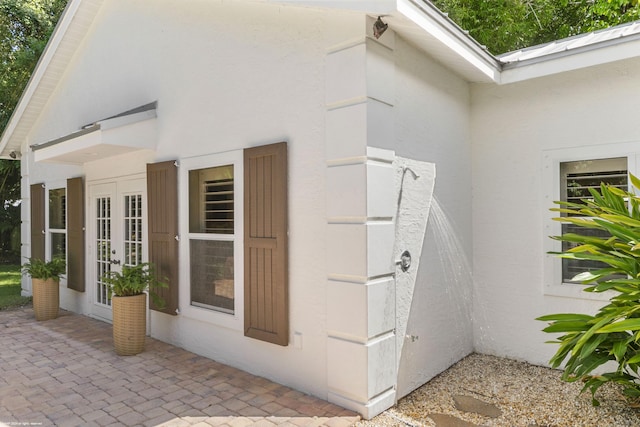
110;259;121;265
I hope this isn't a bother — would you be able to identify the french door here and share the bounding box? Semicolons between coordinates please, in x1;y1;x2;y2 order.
89;178;146;321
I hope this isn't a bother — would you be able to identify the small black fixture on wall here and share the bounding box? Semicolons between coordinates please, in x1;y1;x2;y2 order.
373;16;388;39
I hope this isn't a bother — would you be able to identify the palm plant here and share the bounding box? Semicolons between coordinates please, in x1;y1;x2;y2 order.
538;174;640;405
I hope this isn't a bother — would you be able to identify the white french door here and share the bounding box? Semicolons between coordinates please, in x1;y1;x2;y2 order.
89;177;146;321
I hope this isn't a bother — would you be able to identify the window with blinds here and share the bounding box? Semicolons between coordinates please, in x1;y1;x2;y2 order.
189;164;235;313
190;165;234;234
560;157;627;283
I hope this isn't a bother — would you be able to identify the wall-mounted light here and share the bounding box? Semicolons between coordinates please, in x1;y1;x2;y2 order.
9;150;20;159
373;16;388;39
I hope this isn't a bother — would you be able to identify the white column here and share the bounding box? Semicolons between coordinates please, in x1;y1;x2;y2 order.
325;18;397;419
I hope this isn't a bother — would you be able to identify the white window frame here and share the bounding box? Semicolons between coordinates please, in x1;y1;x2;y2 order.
179;150;244;331
542;143;639;300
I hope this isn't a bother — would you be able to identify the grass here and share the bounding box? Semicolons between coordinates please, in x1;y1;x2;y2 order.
0;264;31;310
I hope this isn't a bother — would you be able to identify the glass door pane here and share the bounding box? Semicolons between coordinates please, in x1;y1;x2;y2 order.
96;196;112;307
124;194;143;267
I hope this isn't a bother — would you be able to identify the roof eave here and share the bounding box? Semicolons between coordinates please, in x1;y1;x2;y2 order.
499;23;640;84
393;0;501;83
0;0;105;159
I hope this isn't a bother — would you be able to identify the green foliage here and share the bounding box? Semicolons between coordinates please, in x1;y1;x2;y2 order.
21;256;65;281
0;0;68;133
431;0;640;54
0;264;30;309
0;159;21;258
538;174;640;405
101;262;166;308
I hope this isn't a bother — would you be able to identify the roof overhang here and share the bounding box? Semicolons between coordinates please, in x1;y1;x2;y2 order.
498;21;640;84
266;0;501;83
31;102;157;165
391;0;500;83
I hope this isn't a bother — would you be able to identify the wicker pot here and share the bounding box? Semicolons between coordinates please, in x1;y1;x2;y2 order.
32;278;59;321
112;293;147;356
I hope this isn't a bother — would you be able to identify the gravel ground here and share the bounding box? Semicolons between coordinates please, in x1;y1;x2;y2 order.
357;353;640;427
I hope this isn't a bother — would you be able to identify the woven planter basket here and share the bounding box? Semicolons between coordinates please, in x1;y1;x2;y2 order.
112;293;147;356
32;278;59;321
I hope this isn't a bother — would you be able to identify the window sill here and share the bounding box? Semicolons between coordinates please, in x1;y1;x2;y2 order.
180;302;243;332
544;282;614;302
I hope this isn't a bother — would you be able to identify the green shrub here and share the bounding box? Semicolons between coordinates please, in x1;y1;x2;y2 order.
22;257;66;281
0;264;30;310
101;262;166;308
538;173;640;405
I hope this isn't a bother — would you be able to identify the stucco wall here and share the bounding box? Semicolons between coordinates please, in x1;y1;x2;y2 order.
471;56;640;365
24;0;365;400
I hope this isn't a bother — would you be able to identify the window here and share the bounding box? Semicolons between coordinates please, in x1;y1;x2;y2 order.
49;188;66;262
189;165;236;313
559;157;628;283
179;143;288;344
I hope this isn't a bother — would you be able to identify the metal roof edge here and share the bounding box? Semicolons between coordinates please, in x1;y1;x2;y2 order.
410;0;500;67
501;31;640;70
31;124;101;152
496;20;640;83
31;101;158;151
397;0;502;82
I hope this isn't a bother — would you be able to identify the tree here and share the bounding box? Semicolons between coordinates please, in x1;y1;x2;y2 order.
431;0;640;54
0;158;20;258
0;0;67;261
1;0;68;133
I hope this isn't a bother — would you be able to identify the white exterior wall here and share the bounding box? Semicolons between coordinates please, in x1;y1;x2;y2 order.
471;57;640;365
23;0;365;403
20;0;475;417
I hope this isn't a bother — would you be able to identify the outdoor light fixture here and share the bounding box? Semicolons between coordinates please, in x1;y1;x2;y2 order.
373;16;388;39
9;150;19;159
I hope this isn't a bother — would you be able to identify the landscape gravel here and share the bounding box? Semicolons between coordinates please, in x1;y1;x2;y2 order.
357;353;640;427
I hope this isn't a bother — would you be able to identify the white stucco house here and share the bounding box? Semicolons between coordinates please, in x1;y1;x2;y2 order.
2;0;640;419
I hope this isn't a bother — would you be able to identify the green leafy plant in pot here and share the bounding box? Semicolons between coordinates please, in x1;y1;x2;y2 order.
538;174;640;406
101;262;166;356
22;257;66;321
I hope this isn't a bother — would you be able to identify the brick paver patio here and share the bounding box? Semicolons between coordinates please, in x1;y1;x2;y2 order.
0;308;360;426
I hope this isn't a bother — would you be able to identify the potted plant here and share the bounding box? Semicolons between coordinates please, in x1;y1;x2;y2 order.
22;257;66;321
101;262;166;356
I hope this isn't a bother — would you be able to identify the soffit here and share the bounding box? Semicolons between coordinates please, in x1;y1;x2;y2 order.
389;0;500;83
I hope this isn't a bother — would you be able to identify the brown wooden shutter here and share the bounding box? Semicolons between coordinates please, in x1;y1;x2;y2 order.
147;160;179;315
30;183;45;261
244;142;289;346
66;177;85;292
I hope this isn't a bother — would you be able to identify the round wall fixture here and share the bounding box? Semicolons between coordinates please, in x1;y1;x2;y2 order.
400;250;412;272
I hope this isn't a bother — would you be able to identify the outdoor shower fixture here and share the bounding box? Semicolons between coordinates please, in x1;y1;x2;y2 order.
395;166;420;273
373;16;388;39
392;156;436;397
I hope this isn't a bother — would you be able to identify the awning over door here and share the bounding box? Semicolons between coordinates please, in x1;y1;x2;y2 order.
31;102;157;164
